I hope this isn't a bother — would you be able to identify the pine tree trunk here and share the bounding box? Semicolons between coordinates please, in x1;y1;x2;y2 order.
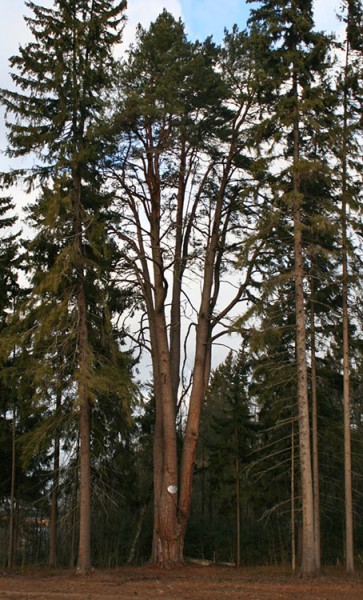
69;442;79;569
7;406;16;569
152;404;181;565
342;258;354;573
77;388;91;572
48;390;61;567
150;317;212;566
294;177;315;580
127;503;148;565
73;165;92;573
342;34;354;575
149;314;181;566
292;75;316;577
291;420;296;573
310;287;321;572
178;315;212;554
169;140;186;404
48;438;60;567
235;453;241;567
145;163;182;565
77;287;92;573
151;393;164;563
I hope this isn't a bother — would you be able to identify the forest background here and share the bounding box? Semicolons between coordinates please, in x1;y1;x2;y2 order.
0;0;362;579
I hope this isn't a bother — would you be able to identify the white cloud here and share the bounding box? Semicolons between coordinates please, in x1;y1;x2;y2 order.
314;0;344;35
122;0;183;48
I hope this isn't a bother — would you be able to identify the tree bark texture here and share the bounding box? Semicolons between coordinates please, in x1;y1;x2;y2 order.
127;502;149;565
77;285;92;573
235;453;241;568
293;75;316;577
294;229;315;577
148;164;180;565
310;287;321;572
7;406;16;569
48;431;60;566
48;389;61;567
291;421;296;573
342;32;354;575
73;167;92;573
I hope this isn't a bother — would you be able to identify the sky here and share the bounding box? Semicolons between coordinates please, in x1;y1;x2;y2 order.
0;0;343;173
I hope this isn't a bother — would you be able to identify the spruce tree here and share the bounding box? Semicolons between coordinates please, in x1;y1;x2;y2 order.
247;0;334;576
0;193;18;323
0;192;19;568
336;0;363;574
0;0;128;573
200;351;255;566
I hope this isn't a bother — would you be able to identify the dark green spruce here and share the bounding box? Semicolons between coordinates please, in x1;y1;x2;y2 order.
336;0;363;574
246;0;335;576
0;0;130;573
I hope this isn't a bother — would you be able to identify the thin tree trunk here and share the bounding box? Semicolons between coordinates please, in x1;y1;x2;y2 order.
48;435;60;567
169;139;186;404
70;442;79;569
151;390;164;563
294;181;315;579
48;389;61;567
7;404;16;569
14;499;20;567
77;401;91;572
70;158;92;574
310;283;321;572
235;453;241;567
178;177;225;547
291;420;296;573
342;32;354;575
292;73;316;577
77;287;92;573
70;5;92;571
127;502;148;565
201;438;206;559
178;320;211;547
342;253;353;573
142;280;165;565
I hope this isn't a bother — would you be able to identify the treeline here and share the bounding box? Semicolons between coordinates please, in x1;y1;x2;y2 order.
0;0;362;575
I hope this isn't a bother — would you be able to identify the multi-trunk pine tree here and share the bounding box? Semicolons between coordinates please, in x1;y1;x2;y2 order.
110;12;266;566
247;0;334;576
0;0;128;573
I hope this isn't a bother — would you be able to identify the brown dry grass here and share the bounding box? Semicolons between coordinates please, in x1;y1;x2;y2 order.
0;564;362;599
